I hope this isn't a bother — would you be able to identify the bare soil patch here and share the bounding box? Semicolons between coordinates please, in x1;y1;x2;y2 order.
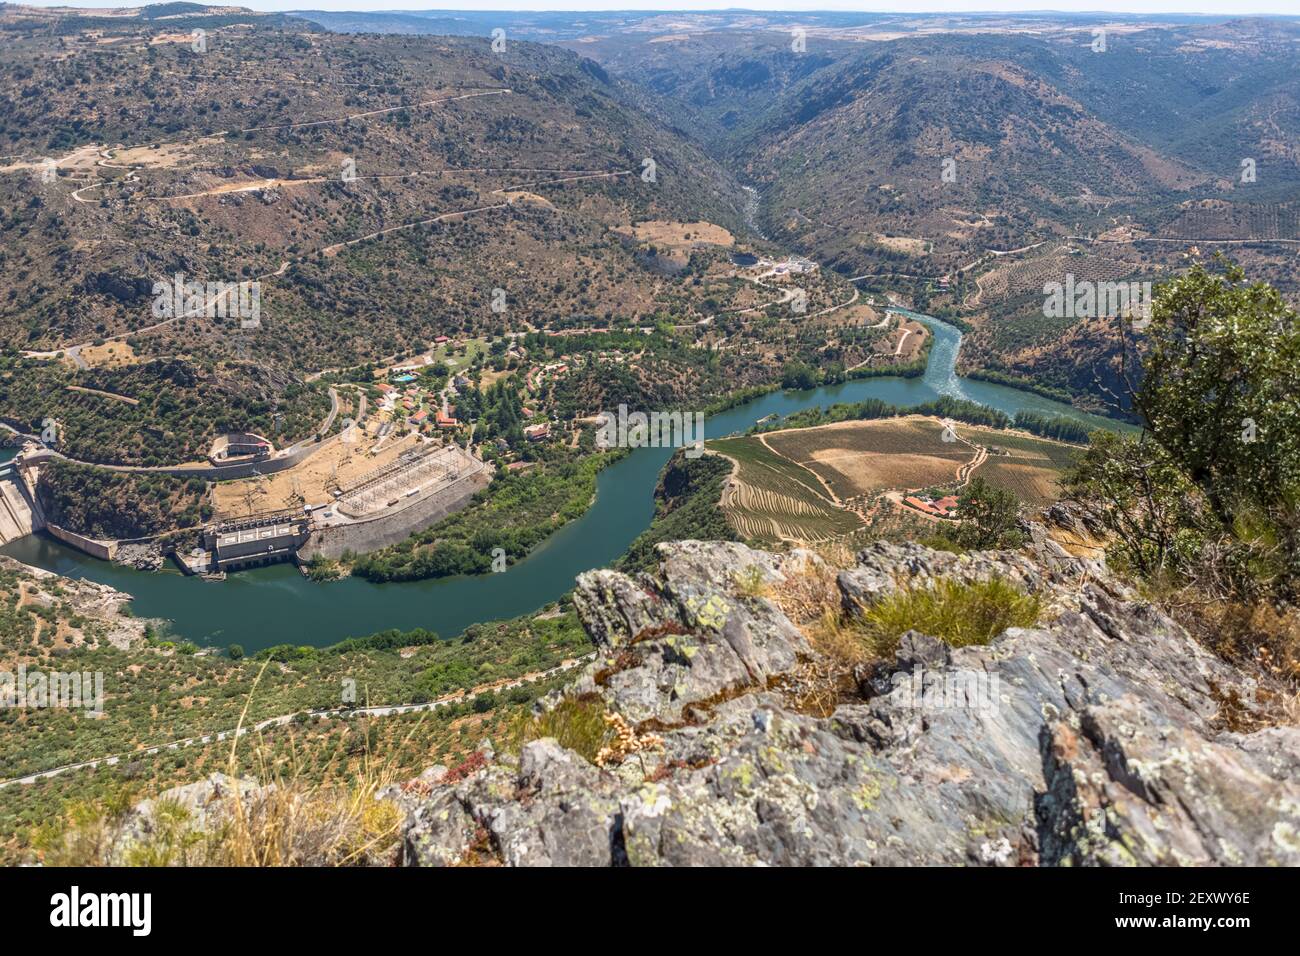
212;426;422;517
626;220;734;249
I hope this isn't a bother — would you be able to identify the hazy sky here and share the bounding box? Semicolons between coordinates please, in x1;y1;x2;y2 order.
21;2;1300;14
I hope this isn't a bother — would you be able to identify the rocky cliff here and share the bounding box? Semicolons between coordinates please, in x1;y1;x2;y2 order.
391;537;1300;867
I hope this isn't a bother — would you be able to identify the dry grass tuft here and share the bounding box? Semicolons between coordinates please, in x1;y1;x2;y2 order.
507;694;614;764
769;550;872;668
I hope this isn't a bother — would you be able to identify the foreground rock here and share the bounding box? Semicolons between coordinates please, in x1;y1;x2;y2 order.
389;538;1296;866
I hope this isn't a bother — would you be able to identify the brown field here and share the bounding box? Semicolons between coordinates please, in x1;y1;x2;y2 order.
815;301;884;330
871;234;930;256
0;143;101;176
959;426;1081;507
75;341;139;369
764;417;971;501
889;319;927;361
212;424;422;518
763;417;1079;508
713;417;1080;544
627;220;734;249
500;190;555;209
113;137;225;170
148;32;198;45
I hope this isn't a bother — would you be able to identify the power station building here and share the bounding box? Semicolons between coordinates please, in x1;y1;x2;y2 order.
203;513;310;571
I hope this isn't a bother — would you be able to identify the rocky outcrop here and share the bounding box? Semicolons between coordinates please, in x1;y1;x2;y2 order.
114;540;165;572
392;537;1298;867
96;774;271;866
1;554;154;649
1038;697;1300;866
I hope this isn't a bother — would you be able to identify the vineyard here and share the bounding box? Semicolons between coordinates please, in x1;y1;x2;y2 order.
973;244;1142;305
709;437;862;545
711;417;1081;545
1158;201;1300;241
960;426;1081;507
764;417;973;501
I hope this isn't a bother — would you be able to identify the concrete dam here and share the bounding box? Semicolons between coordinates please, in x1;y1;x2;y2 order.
0;459;43;546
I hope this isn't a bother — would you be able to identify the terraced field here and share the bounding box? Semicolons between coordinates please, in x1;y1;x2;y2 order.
974;245;1139;304
765;417;972;501
709;438;862;545
712;417;1082;544
958;426;1081;508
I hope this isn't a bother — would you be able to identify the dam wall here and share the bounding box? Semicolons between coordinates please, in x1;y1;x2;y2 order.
0;462;44;545
298;464;492;561
46;524;116;561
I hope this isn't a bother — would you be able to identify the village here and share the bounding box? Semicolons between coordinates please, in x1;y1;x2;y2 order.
182;327;640;576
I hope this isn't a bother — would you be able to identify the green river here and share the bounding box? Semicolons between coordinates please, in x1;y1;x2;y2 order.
0;313;1129;650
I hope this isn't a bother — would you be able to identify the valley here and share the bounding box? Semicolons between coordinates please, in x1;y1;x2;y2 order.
1;4;1299;876
0;308;1123;649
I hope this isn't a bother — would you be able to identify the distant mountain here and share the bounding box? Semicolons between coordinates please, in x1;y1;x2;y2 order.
0;12;761;462
566;17;1300;410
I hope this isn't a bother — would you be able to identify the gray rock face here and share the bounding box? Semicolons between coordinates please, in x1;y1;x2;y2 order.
114;541;165;572
399;539;1291;867
570;541;811;723
1038;697;1300;866
107;773;270;865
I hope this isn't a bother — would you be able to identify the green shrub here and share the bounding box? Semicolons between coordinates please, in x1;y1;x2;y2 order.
857;577;1040;656
508;695;612;764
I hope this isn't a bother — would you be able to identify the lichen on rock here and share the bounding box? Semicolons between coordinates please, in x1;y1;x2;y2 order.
377;536;1293;866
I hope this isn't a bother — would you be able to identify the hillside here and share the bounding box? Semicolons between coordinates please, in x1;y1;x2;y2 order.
0;16;744;360
31;537;1300;866
0;7;934;487
574;19;1300;410
0;552;592;862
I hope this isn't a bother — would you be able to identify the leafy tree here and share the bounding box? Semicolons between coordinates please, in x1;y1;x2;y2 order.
1132;261;1300;527
1062;431;1202;581
956;477;1023;549
1072;262;1300;597
780;361;818;391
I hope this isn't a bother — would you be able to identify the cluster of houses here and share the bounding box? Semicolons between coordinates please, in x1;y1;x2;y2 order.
372;334;637;459
525;361;569;392
767;256;818;277
375;376;465;436
903;492;960;519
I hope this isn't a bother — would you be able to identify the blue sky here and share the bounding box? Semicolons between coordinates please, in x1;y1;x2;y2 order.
22;2;1300;14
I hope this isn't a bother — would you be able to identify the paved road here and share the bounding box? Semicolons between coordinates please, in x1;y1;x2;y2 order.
3;386;352;476
0;653;596;790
